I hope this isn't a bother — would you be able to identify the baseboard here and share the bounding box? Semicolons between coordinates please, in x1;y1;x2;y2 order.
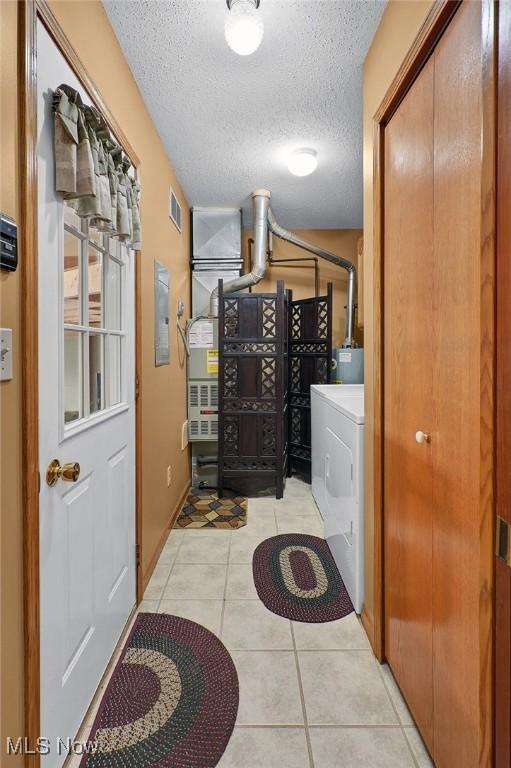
361;606;375;651
140;481;191;597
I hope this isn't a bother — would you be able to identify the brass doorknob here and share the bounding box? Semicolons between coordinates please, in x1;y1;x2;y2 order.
46;459;81;487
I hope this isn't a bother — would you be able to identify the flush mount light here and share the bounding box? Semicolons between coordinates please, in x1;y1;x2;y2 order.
288;149;318;177
225;0;264;56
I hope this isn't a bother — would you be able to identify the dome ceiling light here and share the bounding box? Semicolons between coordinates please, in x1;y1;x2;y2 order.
225;0;264;57
288;149;318;177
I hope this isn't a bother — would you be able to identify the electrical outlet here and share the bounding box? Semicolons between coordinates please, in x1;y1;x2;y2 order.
166;465;172;487
181;420;189;450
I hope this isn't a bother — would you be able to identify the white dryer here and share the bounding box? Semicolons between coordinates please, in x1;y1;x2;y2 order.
311;385;364;613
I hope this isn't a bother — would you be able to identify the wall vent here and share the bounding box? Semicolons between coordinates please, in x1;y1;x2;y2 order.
188;381;218;442
200;385;209;407
169;188;182;232
189;384;199;408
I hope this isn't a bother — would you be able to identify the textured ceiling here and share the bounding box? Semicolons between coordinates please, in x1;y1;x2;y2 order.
103;0;386;229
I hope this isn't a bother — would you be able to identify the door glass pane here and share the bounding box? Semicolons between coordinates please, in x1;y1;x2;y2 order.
109;237;119;258
88;247;103;327
105;258;122;330
88;223;105;247
64;331;82;424
89;333;104;414
106;335;121;406
64;204;83;232
64;231;81;325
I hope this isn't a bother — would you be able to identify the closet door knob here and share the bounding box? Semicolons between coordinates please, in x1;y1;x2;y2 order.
415;431;431;444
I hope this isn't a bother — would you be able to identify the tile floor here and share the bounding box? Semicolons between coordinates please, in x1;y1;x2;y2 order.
69;477;434;768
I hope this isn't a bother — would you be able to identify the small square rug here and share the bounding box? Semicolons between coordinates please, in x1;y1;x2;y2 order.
175;490;247;530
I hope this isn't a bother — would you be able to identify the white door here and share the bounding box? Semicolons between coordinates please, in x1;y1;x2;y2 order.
37;21;136;767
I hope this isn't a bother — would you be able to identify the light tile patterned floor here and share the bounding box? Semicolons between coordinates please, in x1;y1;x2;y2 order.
66;477;434;768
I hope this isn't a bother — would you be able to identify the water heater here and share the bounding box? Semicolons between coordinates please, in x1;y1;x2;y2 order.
332;347;364;385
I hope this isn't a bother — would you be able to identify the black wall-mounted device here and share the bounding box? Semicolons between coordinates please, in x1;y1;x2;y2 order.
0;213;18;272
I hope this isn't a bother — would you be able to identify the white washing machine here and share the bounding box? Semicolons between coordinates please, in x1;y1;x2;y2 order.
311;385;364;613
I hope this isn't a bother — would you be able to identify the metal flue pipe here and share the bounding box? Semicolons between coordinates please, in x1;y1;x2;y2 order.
209;189;271;316
267;207;357;348
209;189;357;347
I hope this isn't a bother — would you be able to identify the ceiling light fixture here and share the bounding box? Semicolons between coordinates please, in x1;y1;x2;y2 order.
288;149;318;177
225;0;264;57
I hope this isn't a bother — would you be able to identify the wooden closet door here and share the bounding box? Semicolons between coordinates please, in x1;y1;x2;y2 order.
432;2;486;766
383;56;435;753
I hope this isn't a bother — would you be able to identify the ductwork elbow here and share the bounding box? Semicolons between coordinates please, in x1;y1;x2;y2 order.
209;293;220;318
267;205;357;348
209;189;271;317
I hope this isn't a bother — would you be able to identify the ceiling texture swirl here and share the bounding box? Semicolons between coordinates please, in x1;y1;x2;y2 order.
104;0;386;228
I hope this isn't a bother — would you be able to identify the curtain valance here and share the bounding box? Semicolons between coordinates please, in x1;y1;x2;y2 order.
52;83;141;248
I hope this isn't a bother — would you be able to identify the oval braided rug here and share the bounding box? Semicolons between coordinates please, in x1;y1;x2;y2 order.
253;534;354;622
80;613;238;768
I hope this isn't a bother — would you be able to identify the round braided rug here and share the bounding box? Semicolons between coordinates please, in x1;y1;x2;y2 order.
81;613;238;768
253;534;354;623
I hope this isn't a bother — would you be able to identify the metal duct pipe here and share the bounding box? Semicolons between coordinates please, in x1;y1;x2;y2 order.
209;189;271;316
267;207;357;348
247;237;320;296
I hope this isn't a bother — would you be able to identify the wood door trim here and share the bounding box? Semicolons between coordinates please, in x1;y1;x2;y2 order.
371;5;496;763
373;0;461;126
20;1;40;762
479;3;497;765
20;3;144;764
34;0;140;167
135;251;143;603
495;1;511;764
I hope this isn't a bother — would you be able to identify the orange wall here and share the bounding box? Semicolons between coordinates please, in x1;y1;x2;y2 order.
0;1;24;764
243;229;363;349
362;0;434;649
0;1;192;757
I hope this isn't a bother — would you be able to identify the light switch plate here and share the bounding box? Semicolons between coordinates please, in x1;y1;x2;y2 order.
0;328;13;381
181;420;189;450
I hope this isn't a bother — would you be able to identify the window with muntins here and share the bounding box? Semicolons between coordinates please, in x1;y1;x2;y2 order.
63;204;126;428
